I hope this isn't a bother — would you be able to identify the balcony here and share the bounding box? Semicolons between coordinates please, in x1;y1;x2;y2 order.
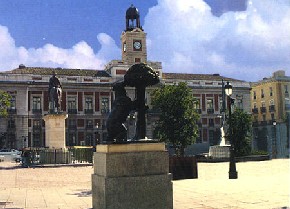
32;109;42;114
260;107;267;113
194;109;202;114
252;121;259;127
68;125;77;130
68;109;78;114
101;109;110;115
269;105;275;112
86;124;94;129
7;108;17;114
260;121;268;126
7;124;16;129
33;125;42;133
207;109;214;114
209;122;214;127
85;109;94;114
252;108;258;114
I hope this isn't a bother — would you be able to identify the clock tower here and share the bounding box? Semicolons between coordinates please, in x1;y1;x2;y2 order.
121;4;147;65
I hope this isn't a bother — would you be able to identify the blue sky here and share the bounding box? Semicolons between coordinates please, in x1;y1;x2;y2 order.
0;0;289;82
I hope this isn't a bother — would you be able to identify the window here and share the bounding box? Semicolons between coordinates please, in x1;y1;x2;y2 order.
68;119;76;129
33;120;41;128
32;97;41;113
261;89;264;98
86;120;93;129
209;118;214;127
206;99;214;114
8;119;15;128
253;91;256;100
209;130;214;145
101;97;109;113
193;98;201;113
261;102;266;107
269;87;273;96
7;96;16;113
135;58;141;63
285;85;288;93
85;97;93;113
68;96;77;113
9;96;16;109
271;113;275;121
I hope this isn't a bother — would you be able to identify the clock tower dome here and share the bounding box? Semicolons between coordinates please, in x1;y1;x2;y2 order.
121;4;147;65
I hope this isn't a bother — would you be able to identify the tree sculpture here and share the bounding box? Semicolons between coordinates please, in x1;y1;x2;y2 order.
124;63;159;140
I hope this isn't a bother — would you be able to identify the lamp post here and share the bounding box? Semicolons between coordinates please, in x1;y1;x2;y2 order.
272;120;277;159
224;81;238;179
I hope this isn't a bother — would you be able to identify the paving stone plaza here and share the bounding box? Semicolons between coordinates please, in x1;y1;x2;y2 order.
0;159;289;209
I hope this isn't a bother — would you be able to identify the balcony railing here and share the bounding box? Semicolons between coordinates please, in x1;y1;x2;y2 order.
269;105;275;112
260;121;268;126
68;109;78;114
85;109;93;114
252;121;259;127
68;125;77;130
194;109;202;114
101;109;110;114
260;107;266;113
7;125;16;129
7;109;17;114
209;122;214;127
207;109;214;114
86;125;94;129
252;108;258;114
32;109;42;114
33;125;42;133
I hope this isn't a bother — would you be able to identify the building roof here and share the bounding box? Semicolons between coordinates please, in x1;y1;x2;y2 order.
2;66;111;77
162;73;244;82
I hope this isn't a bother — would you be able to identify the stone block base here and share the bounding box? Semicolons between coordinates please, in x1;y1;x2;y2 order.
92;143;173;209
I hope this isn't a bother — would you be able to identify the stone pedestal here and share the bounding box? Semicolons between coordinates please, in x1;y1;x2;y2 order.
43;113;68;149
92;143;173;209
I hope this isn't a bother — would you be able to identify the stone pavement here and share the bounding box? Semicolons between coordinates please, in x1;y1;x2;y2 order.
0;158;289;209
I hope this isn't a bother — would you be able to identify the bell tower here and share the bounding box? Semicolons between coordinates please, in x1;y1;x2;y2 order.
121;4;147;65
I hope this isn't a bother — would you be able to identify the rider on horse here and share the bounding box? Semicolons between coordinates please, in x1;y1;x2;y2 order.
48;71;62;113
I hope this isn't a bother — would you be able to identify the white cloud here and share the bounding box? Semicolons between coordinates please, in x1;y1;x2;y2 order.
0;27;119;71
145;0;290;81
0;0;289;82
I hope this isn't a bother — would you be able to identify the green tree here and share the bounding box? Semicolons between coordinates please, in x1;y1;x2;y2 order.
227;109;252;157
151;82;200;156
0;91;11;117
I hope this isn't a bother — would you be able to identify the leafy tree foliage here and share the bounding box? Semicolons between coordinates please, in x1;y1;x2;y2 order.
151;82;200;156
227;109;252;157
0;91;11;117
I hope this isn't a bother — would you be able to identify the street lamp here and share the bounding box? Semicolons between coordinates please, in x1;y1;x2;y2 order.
224;81;238;179
272;120;277;159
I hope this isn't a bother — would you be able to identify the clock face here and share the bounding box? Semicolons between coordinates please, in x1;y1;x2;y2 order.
133;41;142;50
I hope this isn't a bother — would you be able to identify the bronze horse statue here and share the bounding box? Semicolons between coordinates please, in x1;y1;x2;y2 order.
49;86;62;113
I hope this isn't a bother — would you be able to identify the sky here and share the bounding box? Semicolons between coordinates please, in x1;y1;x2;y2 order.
0;0;289;82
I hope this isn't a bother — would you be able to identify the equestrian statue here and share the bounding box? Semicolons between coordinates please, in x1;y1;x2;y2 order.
48;71;62;113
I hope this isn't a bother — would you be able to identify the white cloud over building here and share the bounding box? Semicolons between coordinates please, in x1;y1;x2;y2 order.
0;0;289;82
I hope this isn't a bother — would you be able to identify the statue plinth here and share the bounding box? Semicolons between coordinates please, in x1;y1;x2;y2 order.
43;113;68;149
92;142;173;209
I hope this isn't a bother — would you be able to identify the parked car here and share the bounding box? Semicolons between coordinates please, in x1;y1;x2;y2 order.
0;149;21;162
